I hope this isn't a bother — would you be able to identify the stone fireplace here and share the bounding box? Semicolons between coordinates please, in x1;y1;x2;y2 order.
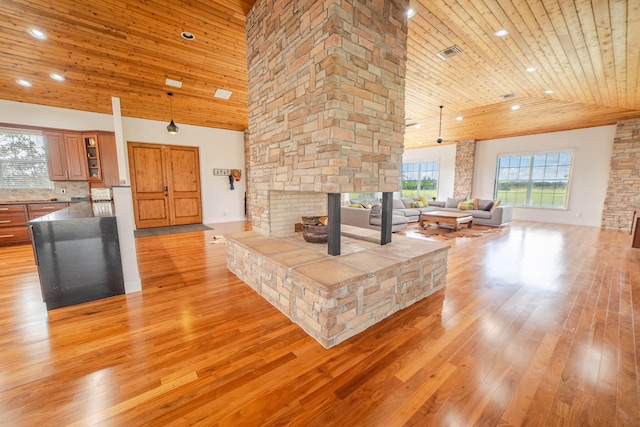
268;191;326;237
225;0;449;348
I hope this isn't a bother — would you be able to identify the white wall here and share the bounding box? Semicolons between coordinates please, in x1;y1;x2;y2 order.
0;99;114;130
474;126;616;227
0;100;246;224
402;144;457;200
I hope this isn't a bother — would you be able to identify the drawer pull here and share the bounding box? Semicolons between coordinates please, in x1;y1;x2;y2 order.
0;220;11;223
41;206;55;209
0;234;15;238
0;207;8;211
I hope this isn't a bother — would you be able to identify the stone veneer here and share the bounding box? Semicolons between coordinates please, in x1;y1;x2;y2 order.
602;118;640;229
245;0;408;235
226;230;448;348
453;140;476;199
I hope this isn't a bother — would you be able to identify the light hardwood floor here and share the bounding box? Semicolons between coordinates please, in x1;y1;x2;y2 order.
1;221;638;426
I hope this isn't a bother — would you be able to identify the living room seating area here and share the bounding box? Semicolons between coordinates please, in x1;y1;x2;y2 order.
392;197;513;228
342;197;513;231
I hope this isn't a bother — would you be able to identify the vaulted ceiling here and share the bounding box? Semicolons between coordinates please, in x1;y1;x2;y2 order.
1;0;639;149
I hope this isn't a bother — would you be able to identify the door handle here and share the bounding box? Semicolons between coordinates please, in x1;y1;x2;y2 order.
164;186;168;192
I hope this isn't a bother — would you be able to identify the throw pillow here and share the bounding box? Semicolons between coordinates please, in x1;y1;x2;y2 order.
477;199;493;211
370;204;382;218
446;197;465;208
483;201;494;211
457;200;476;210
418;196;429;207
392;199;405;210
401;198;414;209
490;200;501;212
349;204;364;208
411;201;425;208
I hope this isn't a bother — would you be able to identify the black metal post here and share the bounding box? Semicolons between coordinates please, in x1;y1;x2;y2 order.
327;193;341;256
381;192;392;245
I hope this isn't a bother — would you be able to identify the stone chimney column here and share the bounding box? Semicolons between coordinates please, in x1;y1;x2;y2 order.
246;0;409;235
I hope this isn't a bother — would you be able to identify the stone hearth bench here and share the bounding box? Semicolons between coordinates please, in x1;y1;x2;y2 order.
226;231;449;348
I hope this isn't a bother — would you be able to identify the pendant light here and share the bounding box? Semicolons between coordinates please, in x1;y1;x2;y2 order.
166;92;179;134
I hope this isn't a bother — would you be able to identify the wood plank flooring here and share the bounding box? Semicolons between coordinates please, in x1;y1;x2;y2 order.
0;221;639;426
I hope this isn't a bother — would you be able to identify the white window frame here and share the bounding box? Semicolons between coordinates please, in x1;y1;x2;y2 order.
494;149;574;209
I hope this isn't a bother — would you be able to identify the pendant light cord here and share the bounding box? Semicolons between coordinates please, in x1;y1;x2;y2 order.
168;92;174;121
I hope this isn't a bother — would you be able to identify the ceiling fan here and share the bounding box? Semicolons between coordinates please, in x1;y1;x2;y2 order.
436;105;458;144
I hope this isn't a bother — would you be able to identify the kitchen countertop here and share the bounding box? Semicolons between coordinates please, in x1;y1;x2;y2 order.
0;198;60;203
28;202;116;222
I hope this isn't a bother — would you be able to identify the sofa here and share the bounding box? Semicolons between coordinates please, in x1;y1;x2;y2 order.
391;197;512;227
340;204;409;232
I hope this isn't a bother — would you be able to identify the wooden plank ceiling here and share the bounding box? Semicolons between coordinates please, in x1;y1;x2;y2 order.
1;0;639;149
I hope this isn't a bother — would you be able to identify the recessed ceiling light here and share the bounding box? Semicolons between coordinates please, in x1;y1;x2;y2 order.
165;78;183;88
27;28;47;40
494;29;508;37
456;116;463;121
16;79;32;87
214;89;232;100
511;105;520;111
526;67;536;72
545;90;554;94
49;73;65;82
406;8;416;18
181;31;195;40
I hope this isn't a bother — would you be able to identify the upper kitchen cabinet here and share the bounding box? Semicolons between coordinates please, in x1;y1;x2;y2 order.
96;132;120;189
44;131;87;181
44;131;119;186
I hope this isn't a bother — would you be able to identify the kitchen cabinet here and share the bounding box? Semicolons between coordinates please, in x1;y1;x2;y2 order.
0;202;69;246
87;132;120;189
0;204;29;245
27;202;69;220
97;132;120;188
83;133;101;181
45;130;119;187
44;131;87;181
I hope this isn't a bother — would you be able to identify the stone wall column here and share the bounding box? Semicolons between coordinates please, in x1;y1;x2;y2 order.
453;139;476;199
246;0;408;235
602;118;640;230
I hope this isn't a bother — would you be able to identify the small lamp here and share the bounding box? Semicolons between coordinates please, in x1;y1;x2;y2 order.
166;92;179;134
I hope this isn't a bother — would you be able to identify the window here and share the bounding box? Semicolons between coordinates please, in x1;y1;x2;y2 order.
495;151;572;208
348;192;379;202
401;161;438;199
0;128;53;189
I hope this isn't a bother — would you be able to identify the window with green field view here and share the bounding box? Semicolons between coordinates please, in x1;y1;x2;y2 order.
0;128;52;189
495;152;572;208
348;192;379;202
401;161;438;199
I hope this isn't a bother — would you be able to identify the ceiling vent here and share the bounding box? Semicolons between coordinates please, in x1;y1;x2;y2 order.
499;93;517;100
436;45;464;60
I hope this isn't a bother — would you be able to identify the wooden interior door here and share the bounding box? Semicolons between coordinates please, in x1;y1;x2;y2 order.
128;142;202;229
166;146;202;225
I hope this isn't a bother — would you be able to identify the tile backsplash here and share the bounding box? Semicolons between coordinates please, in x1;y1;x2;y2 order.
0;181;89;202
